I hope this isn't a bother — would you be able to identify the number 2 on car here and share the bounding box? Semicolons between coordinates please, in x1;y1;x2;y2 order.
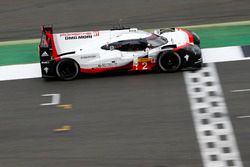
135;58;153;70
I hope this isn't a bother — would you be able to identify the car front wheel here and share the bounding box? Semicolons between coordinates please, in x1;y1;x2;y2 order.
157;51;182;72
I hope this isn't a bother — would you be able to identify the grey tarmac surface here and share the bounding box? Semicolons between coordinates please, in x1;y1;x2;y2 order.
1;0;250;41
0;72;202;167
0;60;250;167
217;60;250;167
1;0;250;166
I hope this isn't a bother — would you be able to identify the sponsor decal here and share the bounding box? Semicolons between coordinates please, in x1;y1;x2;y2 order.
81;55;97;59
60;32;92;37
60;31;99;40
99;61;117;68
93;31;100;37
133;57;156;71
65;35;92;40
41;51;49;57
137;57;153;63
77;35;92;39
65;36;77;40
41;61;50;64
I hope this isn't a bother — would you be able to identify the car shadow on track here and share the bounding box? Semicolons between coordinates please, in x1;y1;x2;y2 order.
42;70;178;82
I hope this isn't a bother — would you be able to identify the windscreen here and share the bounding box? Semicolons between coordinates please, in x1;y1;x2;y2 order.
145;34;168;48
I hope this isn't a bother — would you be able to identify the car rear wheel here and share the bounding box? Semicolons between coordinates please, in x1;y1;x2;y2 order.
56;59;79;80
157;51;182;72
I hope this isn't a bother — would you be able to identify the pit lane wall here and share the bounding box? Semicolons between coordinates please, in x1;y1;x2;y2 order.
0;45;250;81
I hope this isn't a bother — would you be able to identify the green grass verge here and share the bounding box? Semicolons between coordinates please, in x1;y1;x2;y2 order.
189;24;250;48
0;43;39;66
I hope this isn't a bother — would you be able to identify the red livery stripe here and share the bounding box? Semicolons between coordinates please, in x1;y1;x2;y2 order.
46;32;60;61
80;62;133;73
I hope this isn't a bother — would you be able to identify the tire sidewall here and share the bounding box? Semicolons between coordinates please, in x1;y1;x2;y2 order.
157;51;182;72
56;59;79;80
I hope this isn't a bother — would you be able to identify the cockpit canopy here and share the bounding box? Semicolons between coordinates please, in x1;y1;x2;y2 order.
101;34;168;52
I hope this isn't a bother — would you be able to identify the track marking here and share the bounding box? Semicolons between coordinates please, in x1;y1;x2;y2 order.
57;104;72;109
40;94;61;106
0;63;41;81
53;125;71;132
201;46;244;63
231;89;250;93
236;115;250;119
184;63;244;167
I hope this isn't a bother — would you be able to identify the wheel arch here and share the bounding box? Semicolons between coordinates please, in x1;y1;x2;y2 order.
56;57;80;68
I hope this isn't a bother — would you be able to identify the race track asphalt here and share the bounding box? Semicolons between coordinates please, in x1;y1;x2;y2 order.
1;0;250;41
0;72;202;167
217;61;250;167
1;0;250;166
0;61;250;167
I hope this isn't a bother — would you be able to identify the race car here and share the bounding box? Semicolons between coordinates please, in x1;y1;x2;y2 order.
39;25;202;80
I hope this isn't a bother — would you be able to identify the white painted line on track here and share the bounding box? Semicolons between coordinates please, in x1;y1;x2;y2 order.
236;115;250;119
184;63;244;167
202;46;244;63
0;63;41;81
231;89;250;93
40;94;61;106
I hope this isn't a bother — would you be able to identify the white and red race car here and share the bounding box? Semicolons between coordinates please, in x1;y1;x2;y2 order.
39;25;202;80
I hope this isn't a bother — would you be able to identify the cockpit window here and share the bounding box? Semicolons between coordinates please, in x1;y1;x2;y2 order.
119;40;147;51
101;34;166;51
101;40;148;52
145;34;168;48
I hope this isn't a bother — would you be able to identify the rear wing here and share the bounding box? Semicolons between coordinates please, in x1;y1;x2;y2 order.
39;25;54;60
39;25;57;77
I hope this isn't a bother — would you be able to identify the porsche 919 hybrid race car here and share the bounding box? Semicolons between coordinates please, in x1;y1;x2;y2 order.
39;25;202;80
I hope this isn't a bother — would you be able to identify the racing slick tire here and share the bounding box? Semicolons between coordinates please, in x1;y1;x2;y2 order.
56;59;80;80
157;51;182;72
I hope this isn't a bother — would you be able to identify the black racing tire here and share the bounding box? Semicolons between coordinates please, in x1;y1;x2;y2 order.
157;51;182;72
56;59;79;80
